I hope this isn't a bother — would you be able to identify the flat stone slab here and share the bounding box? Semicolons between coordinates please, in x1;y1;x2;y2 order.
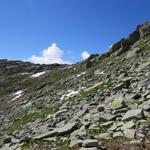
69;139;83;148
32;130;57;140
122;109;145;121
98;133;112;140
106;98;126;110
56;121;77;135
33;121;77;140
113;131;124;138
123;128;135;139
82;139;98;148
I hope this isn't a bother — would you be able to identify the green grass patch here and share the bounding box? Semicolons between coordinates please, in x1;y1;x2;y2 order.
67;80;113;106
5;106;58;134
87;121;110;136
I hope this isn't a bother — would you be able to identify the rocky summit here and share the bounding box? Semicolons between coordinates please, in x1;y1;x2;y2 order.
0;22;150;150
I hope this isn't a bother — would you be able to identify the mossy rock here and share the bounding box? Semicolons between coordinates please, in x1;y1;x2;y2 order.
107;98;126;110
136;119;150;127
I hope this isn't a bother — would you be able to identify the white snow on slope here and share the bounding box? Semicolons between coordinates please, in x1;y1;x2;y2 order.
30;71;46;78
13;90;23;96
9;90;24;103
12;94;22;101
21;72;29;75
76;72;86;78
61;90;79;100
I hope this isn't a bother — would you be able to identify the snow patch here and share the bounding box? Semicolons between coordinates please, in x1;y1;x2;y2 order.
12;94;22;101
13;90;23;96
94;70;105;75
21;72;29;75
61;90;79;100
76;72;86;78
30;71;46;78
9;90;24;103
100;71;105;75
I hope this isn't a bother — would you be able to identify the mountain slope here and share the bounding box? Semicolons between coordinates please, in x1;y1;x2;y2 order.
0;22;150;150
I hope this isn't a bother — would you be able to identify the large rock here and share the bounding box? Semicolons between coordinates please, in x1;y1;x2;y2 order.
53;109;68;118
56;121;77;136
98;133;112;140
69;139;83;148
107;98;126;110
122;109;145;121
101;121;113;128
123;128;135;139
97;104;105;112
33;121;77;140
32;130;57;140
82;139;99;148
109;122;124;131
113;131;124;138
70;126;87;140
121;120;135;130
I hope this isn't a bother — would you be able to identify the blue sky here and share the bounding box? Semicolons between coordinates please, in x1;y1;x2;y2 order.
0;0;150;64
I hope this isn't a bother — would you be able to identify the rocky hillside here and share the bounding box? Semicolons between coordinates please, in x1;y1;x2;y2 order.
0;22;150;150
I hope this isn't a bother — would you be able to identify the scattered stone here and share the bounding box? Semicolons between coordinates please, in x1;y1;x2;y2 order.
107;98;126;110
97;104;105;112
55;121;77;136
101;121;113;128
122;109;145;121
109;122;124;131
32;130;57;140
53;109;68;118
113;131;123;138
112;108;128;115
69;139;83;148
82;139;98;148
98;133;112;140
121;120;135;130
113;82;126;90
123;128;135;139
33;121;77;140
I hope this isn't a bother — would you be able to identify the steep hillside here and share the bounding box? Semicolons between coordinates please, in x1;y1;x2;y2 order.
0;22;150;150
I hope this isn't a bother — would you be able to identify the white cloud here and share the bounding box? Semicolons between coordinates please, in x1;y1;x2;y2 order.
29;43;70;64
81;51;90;60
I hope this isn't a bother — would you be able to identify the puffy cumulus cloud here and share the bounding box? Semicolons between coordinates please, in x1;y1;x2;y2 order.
81;51;90;60
29;43;70;64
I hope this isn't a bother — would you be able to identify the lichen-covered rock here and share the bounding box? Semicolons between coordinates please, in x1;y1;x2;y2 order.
122;109;145;121
98;133;112;140
33;121;77;140
121;121;135;132
69;139;83;148
123;128;135;139
113;131;124;138
107;98;126;110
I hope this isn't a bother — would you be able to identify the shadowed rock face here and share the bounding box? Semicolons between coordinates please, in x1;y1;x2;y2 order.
0;21;150;150
107;22;150;57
